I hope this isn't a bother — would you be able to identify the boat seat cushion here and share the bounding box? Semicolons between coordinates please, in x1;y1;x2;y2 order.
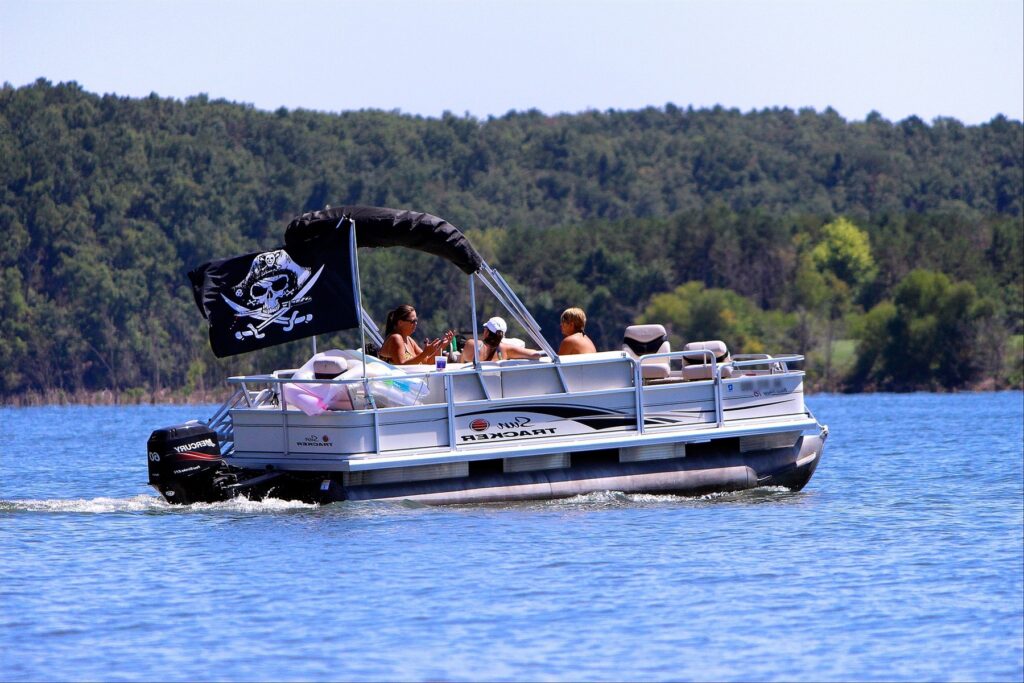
681;363;736;381
682;340;729;364
681;340;733;380
622;324;671;380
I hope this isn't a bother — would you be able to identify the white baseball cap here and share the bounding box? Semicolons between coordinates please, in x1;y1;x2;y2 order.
483;317;507;334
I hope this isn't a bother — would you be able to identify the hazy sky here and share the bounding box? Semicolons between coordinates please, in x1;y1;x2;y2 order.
2;0;1022;125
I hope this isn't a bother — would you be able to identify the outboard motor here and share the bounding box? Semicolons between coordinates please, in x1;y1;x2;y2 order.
147;421;230;504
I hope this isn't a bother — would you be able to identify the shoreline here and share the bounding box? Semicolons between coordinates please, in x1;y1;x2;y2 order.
0;388;230;407
2;381;1019;407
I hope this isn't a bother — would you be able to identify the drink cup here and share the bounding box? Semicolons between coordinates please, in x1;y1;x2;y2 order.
435;356;447;371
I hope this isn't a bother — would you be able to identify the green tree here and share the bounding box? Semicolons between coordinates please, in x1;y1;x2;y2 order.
809;217;876;389
852;269;998;390
640;281;792;354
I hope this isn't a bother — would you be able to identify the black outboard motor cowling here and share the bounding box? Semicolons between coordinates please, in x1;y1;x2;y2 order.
147;422;229;504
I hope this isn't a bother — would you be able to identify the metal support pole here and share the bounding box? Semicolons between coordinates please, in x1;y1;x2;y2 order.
469;273;480;370
346;217;380;451
361;306;384;348
347;218;368;378
713;360;724;428
477;266;558;358
634;364;645;434
445;373;456;451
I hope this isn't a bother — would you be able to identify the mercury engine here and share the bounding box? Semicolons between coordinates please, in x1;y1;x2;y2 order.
147;421;232;504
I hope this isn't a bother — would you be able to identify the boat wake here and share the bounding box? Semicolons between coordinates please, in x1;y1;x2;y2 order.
0;494;319;514
557;486;799;506
1;486;801;515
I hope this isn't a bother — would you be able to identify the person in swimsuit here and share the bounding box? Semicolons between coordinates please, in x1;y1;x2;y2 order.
558;307;597;355
460;317;543;362
378;304;454;365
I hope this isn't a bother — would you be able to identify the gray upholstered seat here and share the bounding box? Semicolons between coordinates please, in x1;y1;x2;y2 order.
622;324;671;380
681;340;735;380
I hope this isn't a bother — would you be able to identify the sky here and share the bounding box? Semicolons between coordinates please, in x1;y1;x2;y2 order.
1;0;1022;125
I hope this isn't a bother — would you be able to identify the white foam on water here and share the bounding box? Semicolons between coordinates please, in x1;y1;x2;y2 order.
1;486;795;514
559;490;688;505
688;485;792;500
554;486;796;506
0;494;318;514
0;494;168;513
186;496;319;513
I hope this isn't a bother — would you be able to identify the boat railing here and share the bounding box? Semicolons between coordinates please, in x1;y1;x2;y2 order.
218;349;805;456
628;349;803;430
207;384;277;455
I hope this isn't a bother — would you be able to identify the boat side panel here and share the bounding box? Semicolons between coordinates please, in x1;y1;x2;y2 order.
454;390;638;445
559;358;634;393
640;382;717;427
722;375;805;422
232;409;375;456
499;363;564;397
377;406;450;451
638;373;806;428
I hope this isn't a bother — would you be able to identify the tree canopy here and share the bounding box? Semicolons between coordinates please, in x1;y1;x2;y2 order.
1;80;1021;399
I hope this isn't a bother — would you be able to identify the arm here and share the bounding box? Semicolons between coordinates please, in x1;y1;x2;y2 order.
401;329;454;365
402;338;441;366
504;343;544;360
380;334;434;365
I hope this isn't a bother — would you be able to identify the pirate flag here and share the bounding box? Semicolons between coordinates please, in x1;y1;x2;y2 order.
189;221;359;358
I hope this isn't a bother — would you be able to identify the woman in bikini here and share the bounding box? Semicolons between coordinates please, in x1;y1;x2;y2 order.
460;317;543;362
379;304;454;365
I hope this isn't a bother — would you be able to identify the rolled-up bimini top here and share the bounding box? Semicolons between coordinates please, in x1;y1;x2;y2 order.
285;205;484;275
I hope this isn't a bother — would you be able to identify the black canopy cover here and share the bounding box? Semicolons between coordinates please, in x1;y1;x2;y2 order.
285;205;483;275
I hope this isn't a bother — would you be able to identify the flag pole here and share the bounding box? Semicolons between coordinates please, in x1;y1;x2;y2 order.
347;218;368;377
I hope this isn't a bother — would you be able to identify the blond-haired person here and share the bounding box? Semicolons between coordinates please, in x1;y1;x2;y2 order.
558;307;597;355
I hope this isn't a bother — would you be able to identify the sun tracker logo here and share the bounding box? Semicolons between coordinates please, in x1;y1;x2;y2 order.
470;419;489;432
297;434;332;448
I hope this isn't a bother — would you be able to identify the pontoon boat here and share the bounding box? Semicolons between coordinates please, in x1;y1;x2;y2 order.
147;206;827;505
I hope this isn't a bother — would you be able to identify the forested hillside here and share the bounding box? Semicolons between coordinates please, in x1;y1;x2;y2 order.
1;79;1021;400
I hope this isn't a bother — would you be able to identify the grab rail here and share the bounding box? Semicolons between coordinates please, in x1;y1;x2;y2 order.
220;350;805;456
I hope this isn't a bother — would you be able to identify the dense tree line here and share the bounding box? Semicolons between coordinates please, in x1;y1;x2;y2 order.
0;79;1021;399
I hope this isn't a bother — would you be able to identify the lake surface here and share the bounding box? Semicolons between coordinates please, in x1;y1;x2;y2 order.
1;392;1022;682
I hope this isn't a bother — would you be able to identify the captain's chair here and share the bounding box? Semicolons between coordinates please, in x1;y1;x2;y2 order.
622;324;671;380
681;340;735;380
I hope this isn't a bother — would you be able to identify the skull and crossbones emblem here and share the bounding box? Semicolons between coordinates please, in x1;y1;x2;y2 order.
222;249;323;340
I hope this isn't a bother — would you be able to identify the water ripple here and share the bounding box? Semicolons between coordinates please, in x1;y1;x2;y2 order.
0;394;1021;681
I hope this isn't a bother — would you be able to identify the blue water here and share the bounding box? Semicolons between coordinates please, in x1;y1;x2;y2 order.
1;393;1022;682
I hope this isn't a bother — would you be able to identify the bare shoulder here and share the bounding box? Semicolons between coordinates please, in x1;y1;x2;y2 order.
559;334;597;355
460;340;481;362
380;333;404;356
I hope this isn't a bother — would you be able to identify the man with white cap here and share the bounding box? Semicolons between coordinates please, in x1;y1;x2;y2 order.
459;316;544;363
